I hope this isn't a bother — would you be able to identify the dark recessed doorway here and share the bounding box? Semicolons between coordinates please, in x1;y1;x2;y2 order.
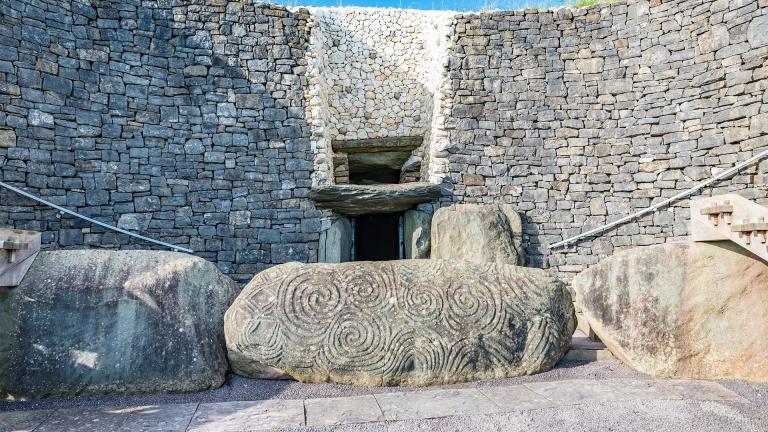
353;213;403;261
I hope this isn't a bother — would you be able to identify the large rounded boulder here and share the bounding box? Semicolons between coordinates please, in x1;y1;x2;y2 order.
431;204;523;264
0;250;238;398
574;241;768;382
225;260;574;386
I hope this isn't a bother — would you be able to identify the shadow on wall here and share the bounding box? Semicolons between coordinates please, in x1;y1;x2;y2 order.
0;1;324;284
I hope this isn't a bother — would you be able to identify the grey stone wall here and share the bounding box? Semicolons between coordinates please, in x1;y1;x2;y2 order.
442;0;768;283
2;0;767;285
0;0;322;283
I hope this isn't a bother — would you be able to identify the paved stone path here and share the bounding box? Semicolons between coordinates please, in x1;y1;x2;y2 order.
0;378;747;432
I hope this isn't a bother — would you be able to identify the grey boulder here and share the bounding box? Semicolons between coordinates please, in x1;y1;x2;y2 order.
574;241;768;382
225;259;574;386
431;203;523;264
0;250;239;398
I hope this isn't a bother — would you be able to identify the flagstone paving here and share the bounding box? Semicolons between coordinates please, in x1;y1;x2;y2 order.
0;378;752;432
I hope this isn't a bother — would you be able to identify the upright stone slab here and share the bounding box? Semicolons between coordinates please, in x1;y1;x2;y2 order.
573;241;768;382
225;260;575;386
431;204;523;264
319;218;352;263
403;210;431;259
0;250;239;397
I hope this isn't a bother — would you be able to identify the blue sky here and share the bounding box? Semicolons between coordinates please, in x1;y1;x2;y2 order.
275;0;568;11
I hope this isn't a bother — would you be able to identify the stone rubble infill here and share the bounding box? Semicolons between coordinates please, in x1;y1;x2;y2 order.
0;378;746;432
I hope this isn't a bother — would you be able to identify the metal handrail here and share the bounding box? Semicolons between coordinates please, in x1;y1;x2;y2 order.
549;147;768;249
0;181;193;253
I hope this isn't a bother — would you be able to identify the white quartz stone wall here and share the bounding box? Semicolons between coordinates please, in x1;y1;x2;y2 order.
304;7;454;185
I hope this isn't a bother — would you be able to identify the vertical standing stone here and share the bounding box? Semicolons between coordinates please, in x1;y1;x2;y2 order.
403;209;432;259
319;218;352;263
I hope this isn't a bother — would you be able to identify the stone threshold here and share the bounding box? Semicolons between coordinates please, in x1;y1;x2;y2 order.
0;378;746;431
310;182;443;216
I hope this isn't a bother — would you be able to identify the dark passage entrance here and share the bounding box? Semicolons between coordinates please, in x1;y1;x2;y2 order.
353;213;402;261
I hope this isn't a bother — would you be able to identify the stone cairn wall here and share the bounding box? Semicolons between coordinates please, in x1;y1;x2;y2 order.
441;0;768;283
1;0;767;284
0;0;322;284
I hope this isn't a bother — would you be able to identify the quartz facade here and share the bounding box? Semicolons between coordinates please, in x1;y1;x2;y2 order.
304;8;453;185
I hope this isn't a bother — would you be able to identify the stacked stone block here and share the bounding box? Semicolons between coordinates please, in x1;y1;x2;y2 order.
303;8;453;185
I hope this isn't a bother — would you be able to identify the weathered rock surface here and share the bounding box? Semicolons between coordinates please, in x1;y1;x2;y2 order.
0;250;239;398
225;260;575;386
319;218;352;263
431;204;523;264
310;183;443;216
573;241;768;382
404;210;431;259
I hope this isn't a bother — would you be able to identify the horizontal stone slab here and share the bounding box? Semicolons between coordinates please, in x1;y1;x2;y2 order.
310;182;443;216
331;136;422;153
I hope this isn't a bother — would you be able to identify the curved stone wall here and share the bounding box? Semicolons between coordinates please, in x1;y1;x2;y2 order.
0;0;766;283
441;0;768;282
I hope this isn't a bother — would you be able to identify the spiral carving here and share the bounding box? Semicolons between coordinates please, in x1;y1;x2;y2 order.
339;264;397;311
399;260;446;322
277;268;344;342
321;311;392;372
445;276;501;334
225;259;574;386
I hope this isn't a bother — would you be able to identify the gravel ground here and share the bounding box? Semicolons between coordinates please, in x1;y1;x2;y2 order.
3;359;767;413
3;360;768;431
1;360;644;412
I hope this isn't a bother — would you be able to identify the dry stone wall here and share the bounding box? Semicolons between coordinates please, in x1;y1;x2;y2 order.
308;8;452;141
440;0;768;283
0;0;322;283
1;0;767;284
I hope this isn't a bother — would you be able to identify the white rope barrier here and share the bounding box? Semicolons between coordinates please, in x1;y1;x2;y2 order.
549;147;768;249
0;181;193;253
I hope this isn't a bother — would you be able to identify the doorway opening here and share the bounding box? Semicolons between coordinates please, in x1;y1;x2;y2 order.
352;213;404;261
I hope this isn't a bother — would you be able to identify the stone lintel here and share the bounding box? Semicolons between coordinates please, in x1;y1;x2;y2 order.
331;136;423;154
309;182;442;216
